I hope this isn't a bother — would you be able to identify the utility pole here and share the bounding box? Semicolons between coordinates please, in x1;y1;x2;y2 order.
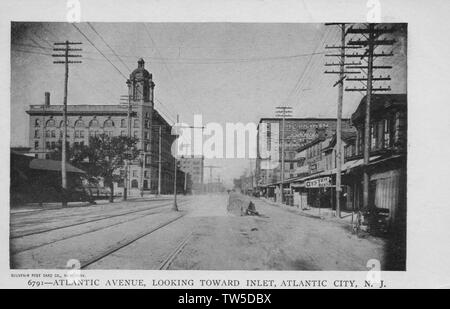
344;24;394;212
120;80;134;201
275;106;292;204
158;125;162;195
173;115;180;211
52;40;82;207
324;23;362;218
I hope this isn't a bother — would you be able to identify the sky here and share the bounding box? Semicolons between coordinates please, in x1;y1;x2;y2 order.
10;22;407;187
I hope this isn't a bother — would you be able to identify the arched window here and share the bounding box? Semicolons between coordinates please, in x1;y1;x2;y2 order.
75;119;85;127
46;119;56;127
104;119;114;127
131;179;139;188
59;120;70;127
89;119;99;127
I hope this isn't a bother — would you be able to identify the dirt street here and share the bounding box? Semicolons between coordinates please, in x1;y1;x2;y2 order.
10;194;386;270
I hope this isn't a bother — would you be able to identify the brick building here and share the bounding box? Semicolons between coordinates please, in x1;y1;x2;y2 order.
179;155;204;193
256;117;351;198
26;59;184;195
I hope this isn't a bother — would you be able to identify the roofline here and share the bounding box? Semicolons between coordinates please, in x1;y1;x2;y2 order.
258;117;350;123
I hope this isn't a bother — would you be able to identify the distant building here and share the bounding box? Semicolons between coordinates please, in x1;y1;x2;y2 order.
179;155;204;193
25;59;184;195
256;117;351;201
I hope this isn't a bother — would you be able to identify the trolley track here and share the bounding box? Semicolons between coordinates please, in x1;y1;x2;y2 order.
10;200;184;239
158;232;194;270
10;197;174;217
80;213;187;269
11;201;188;255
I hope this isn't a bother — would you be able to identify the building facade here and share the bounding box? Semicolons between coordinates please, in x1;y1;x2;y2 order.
26;59;183;195
343;94;407;229
256;117;351;200
179;155;204;194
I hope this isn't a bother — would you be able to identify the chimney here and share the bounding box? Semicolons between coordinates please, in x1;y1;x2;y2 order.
44;92;50;106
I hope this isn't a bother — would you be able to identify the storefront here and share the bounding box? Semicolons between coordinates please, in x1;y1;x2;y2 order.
342;155;406;229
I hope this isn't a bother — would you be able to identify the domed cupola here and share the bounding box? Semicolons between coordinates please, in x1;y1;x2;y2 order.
128;58;155;103
130;58;151;80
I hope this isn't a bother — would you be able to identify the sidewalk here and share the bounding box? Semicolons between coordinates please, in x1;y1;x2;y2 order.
255;197;355;226
10;194;174;214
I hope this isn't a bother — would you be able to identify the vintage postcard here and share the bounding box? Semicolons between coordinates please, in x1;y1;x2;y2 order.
1;0;449;292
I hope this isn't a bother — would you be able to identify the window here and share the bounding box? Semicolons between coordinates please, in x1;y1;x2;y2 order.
357;129;363;154
383;119;390;148
104;119;114;127
144;171;148;178
131;179;139;188
90;119;99;127
35;119;41;127
370;124;376;150
121;130;126;136
75;120;85;127
121;119;126;128
60;120;70;127
134;119;140;128
132;170;138;177
144;131;149;140
46;130;50;138
145;120;149;129
51;130;56;138
51;141;56;149
46;119;56;127
134;131;139;138
34;141;39;149
46;141;50;149
80;130;84;138
34;130;39;138
75;131;79;138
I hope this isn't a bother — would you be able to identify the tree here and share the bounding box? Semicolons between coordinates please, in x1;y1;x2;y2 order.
82;134;140;202
50;135;140;202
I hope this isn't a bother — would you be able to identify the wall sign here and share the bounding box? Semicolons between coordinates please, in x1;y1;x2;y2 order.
305;176;332;188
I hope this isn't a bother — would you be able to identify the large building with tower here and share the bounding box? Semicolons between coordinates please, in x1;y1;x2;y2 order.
26;58;186;195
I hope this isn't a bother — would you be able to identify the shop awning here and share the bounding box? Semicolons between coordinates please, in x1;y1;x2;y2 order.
342;155;382;172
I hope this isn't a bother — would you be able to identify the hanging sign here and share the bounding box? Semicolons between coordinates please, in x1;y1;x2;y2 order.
305;176;332;188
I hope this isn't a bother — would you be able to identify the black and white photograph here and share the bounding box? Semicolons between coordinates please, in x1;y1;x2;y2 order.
9;21;407;271
1;0;450;291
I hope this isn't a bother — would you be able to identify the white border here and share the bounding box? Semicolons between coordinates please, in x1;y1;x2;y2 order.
1;0;450;289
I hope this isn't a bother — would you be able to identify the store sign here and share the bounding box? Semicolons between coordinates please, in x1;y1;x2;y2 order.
305;177;332;188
